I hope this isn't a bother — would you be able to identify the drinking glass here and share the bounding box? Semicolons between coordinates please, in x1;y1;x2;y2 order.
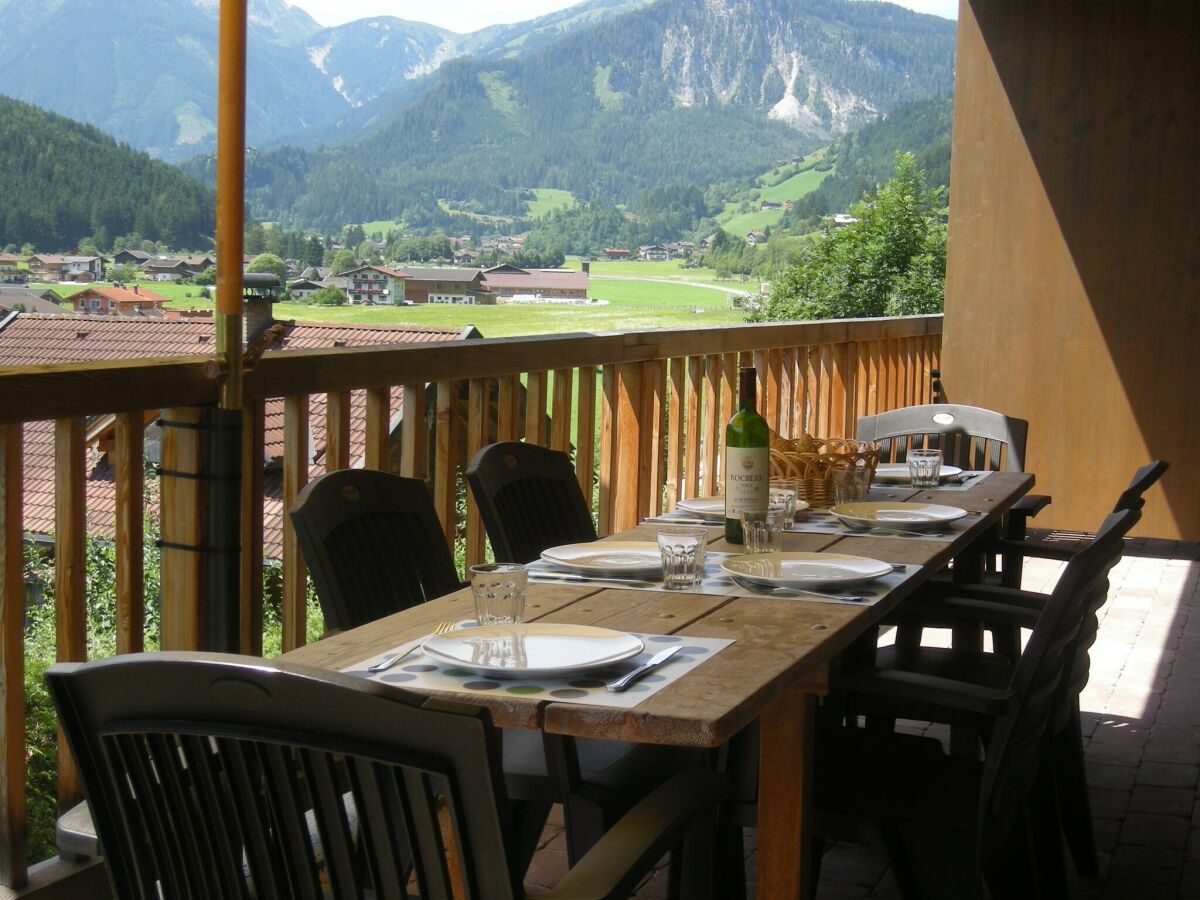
832;466;872;504
741;508;787;554
657;526;709;589
907;449;943;488
470;563;527;625
769;479;799;521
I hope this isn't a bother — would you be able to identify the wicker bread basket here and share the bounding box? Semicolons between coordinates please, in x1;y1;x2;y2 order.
768;432;880;508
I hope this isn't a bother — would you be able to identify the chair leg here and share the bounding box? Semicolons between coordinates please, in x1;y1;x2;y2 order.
1030;746;1069;896
510;800;553;876
885;821;983;900
1055;707;1100;877
983;804;1042;900
708;819;747;900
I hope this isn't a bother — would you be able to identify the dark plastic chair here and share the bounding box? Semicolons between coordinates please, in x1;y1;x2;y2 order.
812;510;1133;899
856;403;1030;472
842;509;1136;894
290;468;464;632
465;441;596;565
47;652;727;900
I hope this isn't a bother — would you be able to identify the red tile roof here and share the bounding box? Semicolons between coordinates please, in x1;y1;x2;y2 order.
482;270;589;292
71;286;168;305
3;313;466;558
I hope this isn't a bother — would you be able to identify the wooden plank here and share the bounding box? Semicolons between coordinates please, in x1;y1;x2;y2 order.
779;347;796;437
816;345;832;438
702;355;721;497
54;417;87;813
363;385;390;471
639;360;666;518
575;366;597;508
497;374;520;443
765;349;782;432
805;346;819;436
433;381;459;550
113;411;144;655
282;396;309;651
683;357;702;500
665;358;685;511
0;425;26;887
240;400;265;656
465;379;488;567
551;368;573;453
525;371;548;446
752;350;768;419
159;407;203;651
324;390;351;472
598;365;617;536
611;364;644;532
829;342;850;439
721;353;736;440
399;383;426;479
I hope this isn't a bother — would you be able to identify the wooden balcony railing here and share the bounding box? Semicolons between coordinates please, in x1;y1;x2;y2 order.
0;314;940;889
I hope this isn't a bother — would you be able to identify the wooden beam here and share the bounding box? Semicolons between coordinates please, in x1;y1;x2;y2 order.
324;391;351;472
575;366;597;511
0;424;26;887
550;368;573;453
240;400;265;656
282;396;309;651
113;412;144;655
465;379;487;568
399;384;426;479
159;407;204;650
364;386;390;471
54;417;87;813
433;381;459;550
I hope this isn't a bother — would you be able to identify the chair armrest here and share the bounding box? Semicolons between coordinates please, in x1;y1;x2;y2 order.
989;537;1076;562
912;581;1049;608
536;768;728;900
1012;494;1052;518
887;595;1042;630
839;669;1017;718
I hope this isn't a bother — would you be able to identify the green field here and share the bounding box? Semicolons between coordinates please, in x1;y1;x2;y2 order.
526;188;577;218
564;258;753;288
718;148;834;235
359;219;404;236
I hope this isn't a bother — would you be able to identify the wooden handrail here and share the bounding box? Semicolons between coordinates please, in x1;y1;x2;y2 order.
0;315;942;887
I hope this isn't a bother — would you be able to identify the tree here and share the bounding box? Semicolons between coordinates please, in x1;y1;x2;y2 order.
329;249;357;275
310;286;347;306
302;235;324;268
109;263;139;283
246;253;287;280
752;153;947;323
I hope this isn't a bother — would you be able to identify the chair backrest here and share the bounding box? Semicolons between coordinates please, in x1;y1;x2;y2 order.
977;509;1135;854
856;404;1030;472
47;652;521;900
465;441;597;564
290;469;461;631
1114;459;1169;513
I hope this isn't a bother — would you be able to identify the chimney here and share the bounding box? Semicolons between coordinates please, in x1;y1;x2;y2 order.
242;272;283;346
133;284;139;295
582;260;590;274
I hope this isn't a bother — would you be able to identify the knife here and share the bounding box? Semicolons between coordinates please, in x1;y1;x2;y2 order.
530;571;658;586
367;637;425;673
606;645;683;693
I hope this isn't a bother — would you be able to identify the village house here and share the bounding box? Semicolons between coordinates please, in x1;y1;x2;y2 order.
603;248;631;260
638;244;670;261
481;264;588;301
26;254;105;282
832;213;860;227
69;285;168;317
0;253;24;284
109;249;154;267
340;264;408;304
745;230;767;246
759;200;782;211
397;267;491;305
0;306;476;558
143;256;211;281
0;289;71;315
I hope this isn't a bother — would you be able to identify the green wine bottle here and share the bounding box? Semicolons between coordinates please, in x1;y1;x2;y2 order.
724;366;770;543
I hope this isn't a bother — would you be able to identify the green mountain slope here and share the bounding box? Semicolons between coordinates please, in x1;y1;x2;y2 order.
189;0;955;230
0;95;215;250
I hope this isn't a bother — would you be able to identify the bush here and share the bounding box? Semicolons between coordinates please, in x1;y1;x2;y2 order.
310;286;347;306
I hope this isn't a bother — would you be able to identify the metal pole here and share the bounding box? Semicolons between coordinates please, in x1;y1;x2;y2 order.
205;0;247;652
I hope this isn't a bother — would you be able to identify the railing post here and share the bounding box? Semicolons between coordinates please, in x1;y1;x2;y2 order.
364;386;389;470
575;366;597;510
433;380;459;551
54;417;86;813
0;424;26;887
159;407;204;650
240;400;265;655
281;396;309;651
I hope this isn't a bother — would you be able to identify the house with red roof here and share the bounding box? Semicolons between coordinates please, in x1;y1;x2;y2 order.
339;264;409;304
69;285;168;317
0;301;478;557
481;265;588;301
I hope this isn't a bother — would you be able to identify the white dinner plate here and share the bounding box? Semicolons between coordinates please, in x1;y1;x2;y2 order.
677;496;811;519
676;497;726;520
872;463;963;484
722;552;893;588
829;502;968;529
423;623;645;677
540;541;663;575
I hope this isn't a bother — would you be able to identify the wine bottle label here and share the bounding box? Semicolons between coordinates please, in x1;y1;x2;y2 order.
724;447;769;517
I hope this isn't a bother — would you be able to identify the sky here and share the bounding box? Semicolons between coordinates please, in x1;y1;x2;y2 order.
288;0;957;32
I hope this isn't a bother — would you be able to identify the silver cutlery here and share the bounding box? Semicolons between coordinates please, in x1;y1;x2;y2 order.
606;645;683;692
529;571;659;586
731;576;867;603
641;516;718;526
367;621;454;673
841;523;950;538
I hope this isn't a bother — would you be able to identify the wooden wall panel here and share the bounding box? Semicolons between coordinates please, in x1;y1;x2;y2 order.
943;0;1199;540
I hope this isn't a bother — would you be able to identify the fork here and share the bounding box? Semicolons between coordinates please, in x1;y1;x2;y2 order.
368;621;455;673
731;576;867;603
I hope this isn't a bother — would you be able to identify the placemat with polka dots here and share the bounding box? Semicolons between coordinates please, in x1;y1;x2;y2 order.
342;629;735;709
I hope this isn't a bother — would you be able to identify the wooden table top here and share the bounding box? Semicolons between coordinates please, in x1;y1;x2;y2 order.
282;472;1033;749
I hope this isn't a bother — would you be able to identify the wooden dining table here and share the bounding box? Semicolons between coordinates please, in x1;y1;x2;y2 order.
282;471;1033;899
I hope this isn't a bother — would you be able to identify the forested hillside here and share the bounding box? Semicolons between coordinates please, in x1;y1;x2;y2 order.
783;94;952;223
184;0;955;230
0;96;215;250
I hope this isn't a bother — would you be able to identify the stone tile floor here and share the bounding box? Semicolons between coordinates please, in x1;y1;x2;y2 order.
521;533;1200;899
